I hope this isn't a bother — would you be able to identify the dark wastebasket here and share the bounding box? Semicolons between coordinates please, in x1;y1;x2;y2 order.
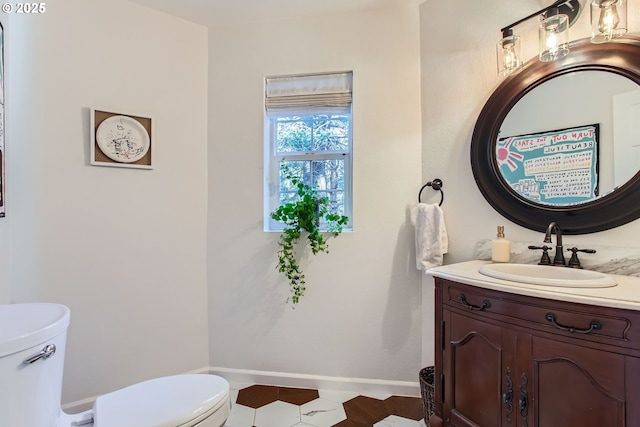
419;366;435;422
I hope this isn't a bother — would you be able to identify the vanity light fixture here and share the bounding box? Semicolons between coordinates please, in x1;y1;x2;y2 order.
539;9;570;62
497;29;523;77
497;0;582;76
591;0;627;43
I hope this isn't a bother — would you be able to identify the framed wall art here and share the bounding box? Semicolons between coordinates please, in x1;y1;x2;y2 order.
0;22;5;217
90;109;153;169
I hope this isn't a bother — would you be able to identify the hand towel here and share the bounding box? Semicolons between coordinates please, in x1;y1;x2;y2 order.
414;203;448;271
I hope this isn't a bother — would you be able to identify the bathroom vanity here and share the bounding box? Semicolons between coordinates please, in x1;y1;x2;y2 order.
427;260;640;427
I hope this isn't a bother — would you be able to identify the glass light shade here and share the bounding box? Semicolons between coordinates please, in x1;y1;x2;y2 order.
497;35;523;76
539;14;570;62
591;0;627;43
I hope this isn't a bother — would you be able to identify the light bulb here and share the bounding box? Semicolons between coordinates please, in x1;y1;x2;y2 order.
598;1;620;39
503;42;518;70
546;31;559;55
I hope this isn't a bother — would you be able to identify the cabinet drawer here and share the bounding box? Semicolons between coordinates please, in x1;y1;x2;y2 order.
439;278;640;351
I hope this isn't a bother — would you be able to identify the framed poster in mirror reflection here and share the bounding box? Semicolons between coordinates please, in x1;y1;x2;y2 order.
497;124;599;206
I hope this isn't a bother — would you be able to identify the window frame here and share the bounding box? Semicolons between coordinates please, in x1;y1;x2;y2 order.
264;110;353;232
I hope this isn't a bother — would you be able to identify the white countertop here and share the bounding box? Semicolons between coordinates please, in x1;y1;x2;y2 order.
427;260;640;311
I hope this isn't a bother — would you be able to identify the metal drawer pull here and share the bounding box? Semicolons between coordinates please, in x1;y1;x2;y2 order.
545;313;602;334
458;294;491;311
503;367;513;422
23;344;56;364
519;373;529;427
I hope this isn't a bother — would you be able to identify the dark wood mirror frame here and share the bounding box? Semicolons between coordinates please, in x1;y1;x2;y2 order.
471;36;640;235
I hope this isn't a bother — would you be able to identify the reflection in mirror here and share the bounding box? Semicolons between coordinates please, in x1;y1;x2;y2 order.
498;71;639;206
497;124;600;206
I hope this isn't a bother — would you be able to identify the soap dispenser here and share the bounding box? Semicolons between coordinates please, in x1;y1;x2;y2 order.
492;225;511;263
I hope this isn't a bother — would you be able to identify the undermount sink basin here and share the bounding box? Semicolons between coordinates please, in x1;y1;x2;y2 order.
479;263;617;288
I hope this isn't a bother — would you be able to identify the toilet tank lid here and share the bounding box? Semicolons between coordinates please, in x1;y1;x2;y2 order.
93;374;229;427
0;303;70;357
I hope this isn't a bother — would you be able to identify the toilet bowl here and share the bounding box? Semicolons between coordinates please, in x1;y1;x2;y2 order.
0;303;230;427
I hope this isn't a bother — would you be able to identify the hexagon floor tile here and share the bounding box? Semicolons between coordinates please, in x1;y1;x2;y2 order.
225;384;427;427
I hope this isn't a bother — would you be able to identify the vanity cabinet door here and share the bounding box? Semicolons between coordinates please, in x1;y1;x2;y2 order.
443;309;515;427
528;335;626;427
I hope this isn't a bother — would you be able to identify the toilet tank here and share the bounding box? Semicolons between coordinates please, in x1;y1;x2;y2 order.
0;303;70;427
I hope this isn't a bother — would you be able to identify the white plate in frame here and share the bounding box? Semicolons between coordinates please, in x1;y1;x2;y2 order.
95;115;150;163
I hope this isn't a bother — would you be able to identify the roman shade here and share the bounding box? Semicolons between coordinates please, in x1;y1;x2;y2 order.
265;71;353;115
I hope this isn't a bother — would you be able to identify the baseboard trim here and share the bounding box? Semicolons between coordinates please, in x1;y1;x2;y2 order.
208;366;421;397
62;366;421;413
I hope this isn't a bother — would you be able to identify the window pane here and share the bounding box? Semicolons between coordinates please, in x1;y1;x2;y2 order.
280;159;345;190
313;116;350;151
279;159;345;217
279;161;308;205
276;114;350;153
311;159;344;192
279;161;308;190
276;117;312;152
317;191;345;217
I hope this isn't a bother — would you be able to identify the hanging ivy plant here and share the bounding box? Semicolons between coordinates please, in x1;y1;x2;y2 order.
270;174;348;305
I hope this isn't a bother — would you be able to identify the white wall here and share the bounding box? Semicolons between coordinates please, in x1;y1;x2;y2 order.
419;0;640;364
207;5;424;385
5;0;210;403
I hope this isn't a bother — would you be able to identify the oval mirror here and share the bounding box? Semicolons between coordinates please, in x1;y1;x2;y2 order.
471;36;640;234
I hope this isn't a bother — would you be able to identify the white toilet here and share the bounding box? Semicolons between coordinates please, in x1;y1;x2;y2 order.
0;303;230;427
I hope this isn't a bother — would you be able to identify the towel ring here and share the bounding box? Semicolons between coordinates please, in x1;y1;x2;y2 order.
418;178;444;206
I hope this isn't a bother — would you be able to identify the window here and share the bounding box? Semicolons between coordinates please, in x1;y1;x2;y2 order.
264;72;353;231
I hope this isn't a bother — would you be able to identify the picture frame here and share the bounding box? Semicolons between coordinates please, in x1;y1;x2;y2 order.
0;22;5;217
90;109;153;169
497;123;599;206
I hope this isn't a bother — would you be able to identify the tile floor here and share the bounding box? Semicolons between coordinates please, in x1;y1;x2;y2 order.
225;384;428;427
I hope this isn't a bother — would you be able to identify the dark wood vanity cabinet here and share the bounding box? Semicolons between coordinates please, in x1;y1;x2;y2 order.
431;278;640;427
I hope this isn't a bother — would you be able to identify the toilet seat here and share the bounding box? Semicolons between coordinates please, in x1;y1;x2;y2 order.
92;374;229;427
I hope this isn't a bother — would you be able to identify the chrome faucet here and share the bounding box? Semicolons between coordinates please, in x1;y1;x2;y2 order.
544;222;566;266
